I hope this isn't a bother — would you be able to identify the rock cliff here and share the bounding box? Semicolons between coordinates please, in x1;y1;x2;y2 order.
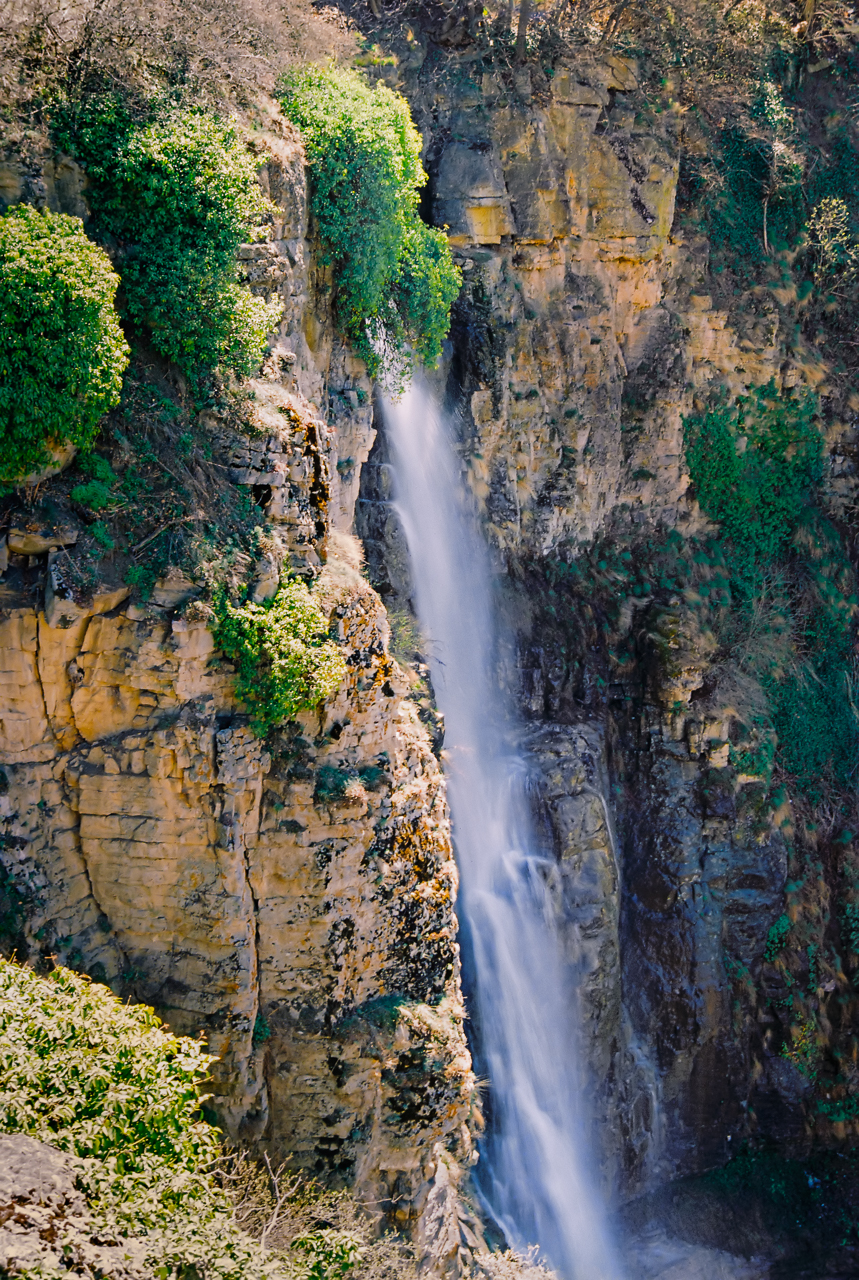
357;44;859;1212
0;115;478;1268
2;10;859;1270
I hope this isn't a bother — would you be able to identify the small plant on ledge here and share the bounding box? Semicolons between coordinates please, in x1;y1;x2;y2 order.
211;580;347;737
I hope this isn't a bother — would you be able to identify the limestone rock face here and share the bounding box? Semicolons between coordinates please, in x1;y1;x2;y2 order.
240;131;377;540
357;49;826;1203
360;54;786;579
0;559;474;1242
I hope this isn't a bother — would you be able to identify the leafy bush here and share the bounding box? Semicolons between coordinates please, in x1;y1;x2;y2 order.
314;764;355;803
806;196;859;290
764;913;792;962
69;479;113;510
70;450;120;510
55;99;282;380
0;204;129;482
293;1231;363;1280
683;382;824;588
0;957;268;1280
0;957;217;1171
700;79;805;275
278;66;460;382
212;580;347;737
684;387;859;801
0;957;366;1280
704;126;802;273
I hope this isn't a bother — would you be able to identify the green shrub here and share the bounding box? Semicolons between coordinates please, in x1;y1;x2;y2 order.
55;99;282;380
684;387;858;801
764;913;792;961
806;196;859;289
278;66;460;381
842;901;859;956
703;80;805;276
807;131;859;223
294;1230;363;1280
212;580;347;737
0;205;129;482
0;957;363;1280
0;957;217;1172
314;764;354;803
90;521;116;549
70;450;119;510
683;382;823;587
70;479;114;509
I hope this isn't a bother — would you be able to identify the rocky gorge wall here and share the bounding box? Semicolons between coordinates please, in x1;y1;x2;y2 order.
2;29;859;1269
357;46;859;1207
0;114;482;1271
0;562;477;1241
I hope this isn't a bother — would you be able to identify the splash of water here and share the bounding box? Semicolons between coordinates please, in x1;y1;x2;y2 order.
383;382;623;1280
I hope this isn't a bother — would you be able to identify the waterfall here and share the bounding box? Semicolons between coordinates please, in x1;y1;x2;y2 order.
383;383;623;1280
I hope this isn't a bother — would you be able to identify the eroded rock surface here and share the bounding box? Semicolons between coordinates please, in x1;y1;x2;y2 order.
357;48;844;1209
0;558;475;1244
0;1135;149;1280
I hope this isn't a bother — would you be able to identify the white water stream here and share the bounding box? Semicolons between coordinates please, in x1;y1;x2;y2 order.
383;383;623;1280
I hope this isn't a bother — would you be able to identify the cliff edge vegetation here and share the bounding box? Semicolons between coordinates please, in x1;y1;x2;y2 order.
279;65;460;382
0;956;371;1280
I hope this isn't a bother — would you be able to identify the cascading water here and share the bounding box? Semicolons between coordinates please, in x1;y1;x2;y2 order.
383;382;624;1280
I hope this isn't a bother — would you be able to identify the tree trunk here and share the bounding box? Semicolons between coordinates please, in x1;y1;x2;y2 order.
515;0;531;61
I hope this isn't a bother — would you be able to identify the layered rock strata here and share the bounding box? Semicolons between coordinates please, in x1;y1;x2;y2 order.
0;552;476;1249
0;115;478;1265
358;49;840;1201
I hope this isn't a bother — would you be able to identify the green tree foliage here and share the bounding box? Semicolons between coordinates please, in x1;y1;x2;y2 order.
0;204;128;482
55;99;282;380
278;66;460;382
0;957;218;1172
212;580;347;737
0;957;271;1280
